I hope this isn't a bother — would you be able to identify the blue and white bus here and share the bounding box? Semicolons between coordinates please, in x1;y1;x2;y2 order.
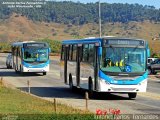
12;41;50;75
60;36;150;99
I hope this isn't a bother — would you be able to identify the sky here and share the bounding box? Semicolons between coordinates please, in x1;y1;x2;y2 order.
53;0;160;9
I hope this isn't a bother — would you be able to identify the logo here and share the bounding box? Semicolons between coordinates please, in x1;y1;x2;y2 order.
125;65;132;72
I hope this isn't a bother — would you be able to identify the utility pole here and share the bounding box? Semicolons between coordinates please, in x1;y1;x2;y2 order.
99;0;102;38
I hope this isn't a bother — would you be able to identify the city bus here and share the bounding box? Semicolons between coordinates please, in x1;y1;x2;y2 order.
11;41;50;75
60;36;150;99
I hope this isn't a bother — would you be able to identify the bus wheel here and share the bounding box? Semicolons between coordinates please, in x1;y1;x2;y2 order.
128;93;137;99
20;66;24;75
43;72;46;75
69;74;73;90
88;77;93;99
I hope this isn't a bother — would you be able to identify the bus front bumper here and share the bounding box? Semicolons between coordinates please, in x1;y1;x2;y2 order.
98;79;147;93
23;65;49;72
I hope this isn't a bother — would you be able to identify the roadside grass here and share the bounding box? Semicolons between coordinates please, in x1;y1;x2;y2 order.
0;85;94;119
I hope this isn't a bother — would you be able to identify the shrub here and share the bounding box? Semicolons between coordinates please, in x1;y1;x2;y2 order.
0;42;11;52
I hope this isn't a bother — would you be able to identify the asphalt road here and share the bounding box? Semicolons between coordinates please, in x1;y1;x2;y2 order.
1;53;160;114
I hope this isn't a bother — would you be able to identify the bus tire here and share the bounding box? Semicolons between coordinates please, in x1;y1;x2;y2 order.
43;72;46;75
69;74;74;90
88;77;93;99
20;66;24;75
128;93;137;99
20;65;22;72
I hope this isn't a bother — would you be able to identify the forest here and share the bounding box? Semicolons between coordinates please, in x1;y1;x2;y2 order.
0;1;160;56
0;0;160;24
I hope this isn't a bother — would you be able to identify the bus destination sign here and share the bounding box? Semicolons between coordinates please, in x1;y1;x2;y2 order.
105;39;145;46
24;43;48;48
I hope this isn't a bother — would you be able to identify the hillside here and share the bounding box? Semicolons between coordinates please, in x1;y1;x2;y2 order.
0;1;160;24
0;13;160;54
0;13;71;42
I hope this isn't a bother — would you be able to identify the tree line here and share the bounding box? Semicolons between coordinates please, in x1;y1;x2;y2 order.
0;0;160;24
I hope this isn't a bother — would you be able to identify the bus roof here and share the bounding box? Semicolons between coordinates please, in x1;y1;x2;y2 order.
62;38;101;44
11;41;50;48
12;41;35;47
62;36;146;45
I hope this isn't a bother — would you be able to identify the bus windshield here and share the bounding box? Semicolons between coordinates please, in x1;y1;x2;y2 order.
23;48;49;63
100;46;146;73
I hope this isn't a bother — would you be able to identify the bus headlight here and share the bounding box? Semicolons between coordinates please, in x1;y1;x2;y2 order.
138;80;147;85
99;78;110;85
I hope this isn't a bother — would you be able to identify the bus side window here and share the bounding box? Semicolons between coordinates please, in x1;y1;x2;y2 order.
67;45;70;60
72;44;77;61
89;44;94;65
83;44;89;62
79;45;83;62
69;45;73;60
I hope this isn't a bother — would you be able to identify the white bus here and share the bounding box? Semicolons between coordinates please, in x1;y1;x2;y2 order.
11;41;50;75
60;36;150;99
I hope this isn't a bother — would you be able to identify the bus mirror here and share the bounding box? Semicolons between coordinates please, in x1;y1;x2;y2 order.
98;47;102;56
147;49;150;57
49;48;51;53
